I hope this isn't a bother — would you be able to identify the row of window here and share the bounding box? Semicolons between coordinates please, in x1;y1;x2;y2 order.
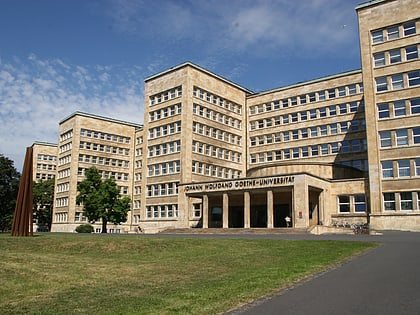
74;212;88;222
80;128;131;144
79;141;130;156
191;161;242;179
251;146;368;170
146;182;179;197
192;141;242;163
58;168;70;179
36;163;56;171
35;173;54;181
381;158;420;179
55;197;69;207
148;140;181;157
384;191;420;211
58;155;71;166
77;168;130;185
249;84;364;114
78;154;130;168
146;204;179;219
193;86;242;114
374;45;418;67
147;160;181;177
59;142;72;153
37;154;56;161
193;104;242;130
249;101;364;130
250;121;366;146
149;86;182;106
60;129;73;141
148;121;181;139
371;20;417;44
193;122;242;146
149;103;182;122
378;98;420;119
375;70;420;92
54;212;68;222
56;182;69;193
337;194;366;213
379;127;420;148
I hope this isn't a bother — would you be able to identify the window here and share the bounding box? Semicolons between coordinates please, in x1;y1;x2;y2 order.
383;193;396;210
338;196;350;213
405;45;418;60
311;145;318;156
340;122;348;133
372;30;383;44
355;195;366;212
374;52;385;67
396;129;408;146
319;107;327;117
398;160;411;177
320;125;327;136
318;91;326;101
387;26;399;40
376;77;388;92
329;105;336;116
403;21;416;36
410;98;420;114
321;144;328;155
378;103;390;118
380;131;392;148
390;49;402;64
391;74;403;90
330;123;338;135
340;141;349;153
408;71;420;87
328;89;336;99
400;192;413;210
310;109;317;119
310;127;318;137
416;158;420;176
338;86;346;97
413;127;420;144
394;100;406;116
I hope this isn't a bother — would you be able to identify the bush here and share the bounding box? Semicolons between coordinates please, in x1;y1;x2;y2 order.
75;224;94;233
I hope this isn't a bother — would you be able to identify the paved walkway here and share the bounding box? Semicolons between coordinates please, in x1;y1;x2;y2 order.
223;231;420;315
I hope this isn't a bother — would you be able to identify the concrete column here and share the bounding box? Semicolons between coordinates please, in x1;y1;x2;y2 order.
267;190;274;228
223;193;229;228
203;195;209;229
293;175;308;228
244;191;250;228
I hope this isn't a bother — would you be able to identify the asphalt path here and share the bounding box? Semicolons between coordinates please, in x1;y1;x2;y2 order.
216;231;420;315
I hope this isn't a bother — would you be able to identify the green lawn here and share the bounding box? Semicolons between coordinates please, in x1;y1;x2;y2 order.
0;233;376;315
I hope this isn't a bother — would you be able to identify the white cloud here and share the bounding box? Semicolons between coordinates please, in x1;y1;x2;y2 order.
0;54;145;171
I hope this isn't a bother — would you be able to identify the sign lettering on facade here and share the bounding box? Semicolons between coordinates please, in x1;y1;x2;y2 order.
184;176;295;193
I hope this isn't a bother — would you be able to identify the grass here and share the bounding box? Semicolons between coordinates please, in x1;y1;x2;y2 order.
0;233;376;315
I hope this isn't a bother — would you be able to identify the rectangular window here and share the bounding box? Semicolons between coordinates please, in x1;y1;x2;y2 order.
319;107;327;117
302;146;309;157
338;86;346;97
398;160;411;177
408;71;420;87
380;131;392;148
348;84;357;95
384;193;396;210
415;158;420;176
405;45;418;60
311;145;318;156
329;105;336;116
318;91;326;101
400;192;413;210
387;26;399;40
340;140;350;153
410;98;420;114
283;131;290;141
372;30;383;44
355;195;366;212
376;77;388;92
340;122;348;133
374;52;385;67
310;127;318;137
328;89;336;99
391;74;404;90
378;103;390;119
413;127;420;144
321;144;328;155
320;125;327;136
330;123;338;135
338;196;350;213
339;104;347;114
390;49;402;64
403;21;416;36
396;129;408;146
393;100;406;116
310;109;317;119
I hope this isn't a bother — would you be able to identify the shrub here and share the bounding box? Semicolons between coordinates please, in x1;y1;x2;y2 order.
75;224;94;233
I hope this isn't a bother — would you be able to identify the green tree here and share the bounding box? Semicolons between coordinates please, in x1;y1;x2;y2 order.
0;154;21;232
33;178;55;231
76;167;131;233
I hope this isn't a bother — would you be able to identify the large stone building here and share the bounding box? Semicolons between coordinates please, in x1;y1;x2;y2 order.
45;0;419;233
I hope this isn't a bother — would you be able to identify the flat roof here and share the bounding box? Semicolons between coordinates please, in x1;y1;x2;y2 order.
144;61;254;94
247;69;362;99
59;111;143;129
355;0;392;10
32;141;57;147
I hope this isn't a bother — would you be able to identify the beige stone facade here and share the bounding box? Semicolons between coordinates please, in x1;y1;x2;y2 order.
31;142;57;182
47;0;419;233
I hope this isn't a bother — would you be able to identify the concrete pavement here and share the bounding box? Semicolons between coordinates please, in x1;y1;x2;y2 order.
225;231;420;315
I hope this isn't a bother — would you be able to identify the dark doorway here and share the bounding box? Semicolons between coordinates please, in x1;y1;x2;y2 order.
274;204;291;227
210;207;222;228
250;205;267;227
229;206;244;228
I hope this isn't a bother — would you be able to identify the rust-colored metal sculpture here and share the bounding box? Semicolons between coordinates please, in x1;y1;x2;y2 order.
11;147;34;236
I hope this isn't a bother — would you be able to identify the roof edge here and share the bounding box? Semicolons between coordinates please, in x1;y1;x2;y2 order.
355;0;392;11
59;111;143;128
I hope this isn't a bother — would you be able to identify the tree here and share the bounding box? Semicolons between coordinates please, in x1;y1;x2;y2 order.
76;167;131;233
33;178;55;231
0;154;21;231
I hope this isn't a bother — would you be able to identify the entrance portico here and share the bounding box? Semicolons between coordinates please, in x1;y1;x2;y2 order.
183;174;326;229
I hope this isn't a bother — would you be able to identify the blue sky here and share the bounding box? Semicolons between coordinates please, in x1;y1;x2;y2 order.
0;0;364;171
